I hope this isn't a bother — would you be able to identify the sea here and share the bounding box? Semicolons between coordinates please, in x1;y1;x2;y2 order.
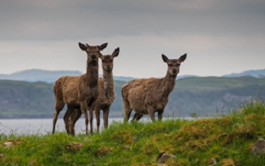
0;117;193;135
0;118;125;135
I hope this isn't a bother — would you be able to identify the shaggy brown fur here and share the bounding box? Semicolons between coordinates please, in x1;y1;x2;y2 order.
52;42;107;135
122;53;187;122
64;48;120;135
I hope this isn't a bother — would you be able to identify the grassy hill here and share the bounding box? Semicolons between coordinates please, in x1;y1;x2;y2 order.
169;76;265;117
1;101;265;165
0;76;265;118
0;80;54;118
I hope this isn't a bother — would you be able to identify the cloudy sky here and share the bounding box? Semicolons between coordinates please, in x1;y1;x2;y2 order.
0;0;264;78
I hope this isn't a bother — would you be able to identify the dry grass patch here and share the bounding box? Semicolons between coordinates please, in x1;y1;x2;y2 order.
1;138;23;147
95;146;113;156
111;130;133;145
220;158;235;166
65;142;83;151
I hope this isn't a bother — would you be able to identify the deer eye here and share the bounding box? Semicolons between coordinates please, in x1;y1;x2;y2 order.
176;64;180;67
168;64;173;67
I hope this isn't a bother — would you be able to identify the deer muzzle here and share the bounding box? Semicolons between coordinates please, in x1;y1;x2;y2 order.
91;54;97;59
173;68;177;74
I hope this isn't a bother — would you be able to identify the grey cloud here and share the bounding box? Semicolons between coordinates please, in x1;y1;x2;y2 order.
0;0;265;41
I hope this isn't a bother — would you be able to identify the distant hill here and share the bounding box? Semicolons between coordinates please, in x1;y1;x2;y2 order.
0;69;134;83
113;76;136;82
0;69;196;83
1;77;265;119
223;69;265;78
1;68;265;83
0;69;82;83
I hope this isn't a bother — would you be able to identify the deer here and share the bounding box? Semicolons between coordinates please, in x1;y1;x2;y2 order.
52;42;107;135
122;53;187;122
64;47;120;135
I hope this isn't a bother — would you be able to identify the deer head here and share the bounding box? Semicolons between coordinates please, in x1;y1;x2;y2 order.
79;42;108;63
162;53;187;76
100;47;120;71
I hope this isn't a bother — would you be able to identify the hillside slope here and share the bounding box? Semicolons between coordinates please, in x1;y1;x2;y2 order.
0;77;265;118
169;76;265;116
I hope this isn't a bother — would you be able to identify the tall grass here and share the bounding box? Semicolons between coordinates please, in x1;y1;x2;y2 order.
1;100;265;165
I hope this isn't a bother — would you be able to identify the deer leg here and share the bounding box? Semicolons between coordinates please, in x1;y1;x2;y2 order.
95;109;100;133
88;98;97;135
103;107;110;129
80;102;89;135
147;107;156;122
89;109;94;135
71;109;82;135
135;113;143;121
68;111;75;135
68;109;82;136
52;101;65;134
123;99;132;122
131;113;141;122
158;110;164;121
124;109;132;122
131;113;137;122
63;106;72;134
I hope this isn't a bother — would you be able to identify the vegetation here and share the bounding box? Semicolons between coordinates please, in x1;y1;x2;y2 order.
0;80;54;118
1;77;265;118
1;101;265;165
170;76;265;117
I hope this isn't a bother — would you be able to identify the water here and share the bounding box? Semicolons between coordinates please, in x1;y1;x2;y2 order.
0;118;124;135
0;117;193;135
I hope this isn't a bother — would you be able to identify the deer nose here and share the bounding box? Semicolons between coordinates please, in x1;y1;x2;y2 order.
173;68;177;73
91;54;96;59
107;65;110;70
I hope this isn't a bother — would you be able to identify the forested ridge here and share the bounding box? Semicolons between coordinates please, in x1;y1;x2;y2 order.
0;76;265;118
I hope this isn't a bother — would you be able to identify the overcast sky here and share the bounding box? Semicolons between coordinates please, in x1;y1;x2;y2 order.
0;0;264;78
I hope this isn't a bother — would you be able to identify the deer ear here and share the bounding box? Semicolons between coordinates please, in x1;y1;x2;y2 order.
179;53;187;62
162;54;168;63
98;43;108;51
79;42;87;51
112;47;120;58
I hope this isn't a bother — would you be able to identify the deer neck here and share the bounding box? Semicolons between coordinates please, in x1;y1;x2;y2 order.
86;61;99;88
160;72;177;95
102;69;114;93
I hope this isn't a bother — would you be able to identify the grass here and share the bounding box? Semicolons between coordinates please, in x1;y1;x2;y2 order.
1;101;265;165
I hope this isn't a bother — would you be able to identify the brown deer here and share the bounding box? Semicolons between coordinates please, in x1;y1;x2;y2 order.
64;47;120;135
122;53;187;122
52;42;107;135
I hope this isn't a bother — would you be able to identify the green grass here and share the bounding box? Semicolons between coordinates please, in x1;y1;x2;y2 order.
1;101;265;165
